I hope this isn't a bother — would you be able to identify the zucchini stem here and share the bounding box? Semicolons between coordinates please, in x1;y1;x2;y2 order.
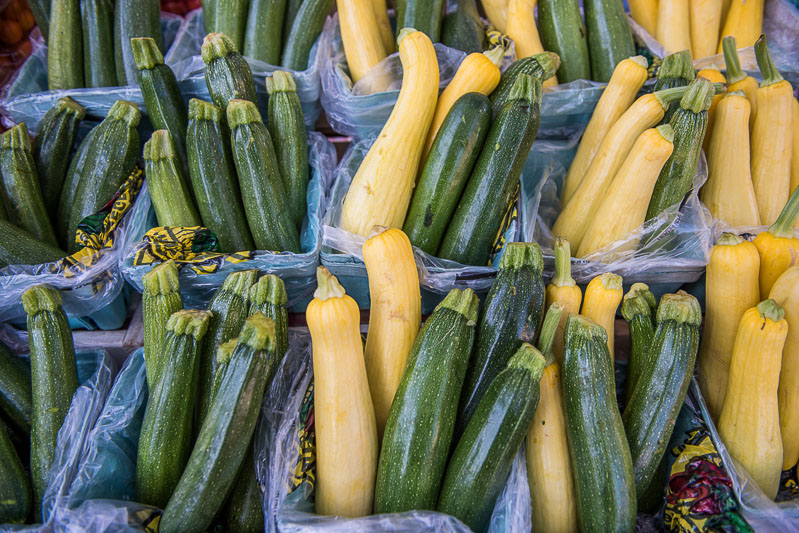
657;50;695;84
142;260;180;295
656;291;701;326
680;77;715;114
537;303;565;365
500;242;544;273
755;34;784;87
226;100;263;129
249;274;288;306
722;36;746;85
551;237;575;287
0;123;32;151
239;313;277;353
437;288;479;324
266;70;297;94
654;85;690;108
769;184;799;238
533;51;561;80
621;283;656;324
507;342;546;380
131;37;164;70
188;98;223;122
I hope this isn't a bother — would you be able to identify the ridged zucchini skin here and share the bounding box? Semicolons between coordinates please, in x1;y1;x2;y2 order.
490;53;559;115
196;269;257;428
563;315;636;533
136;310;211;509
186;99;254;252
439;75;542;266
0;421;31;524
584;0;635;83
0;342;31;435
374;289;479;514
455;243;545;436
0;124;58;247
539;0;591;82
141;260;184;389
280;0;335;70
32;97;85;214
62;100;141;253
223;443;263;533
244;0;286;65
28;0;51;43
114;0;163;86
143;130;202;228
47;0;83;90
621;284;657;405
438;345;546;532
81;0;117;87
0;221;67;267
623;292;700;502
228;100;301;252
282;0;303;47
208;0;249;51
248;274;289;357
441;0;485;54
202;33;258;112
653;51;695;125
21;285;79;521
56;126;98;249
266;72;309;230
399;0;445;42
203;0;216;34
403;92;491;255
161;314;281;533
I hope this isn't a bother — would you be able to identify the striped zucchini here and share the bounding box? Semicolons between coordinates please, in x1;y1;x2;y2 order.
114;0;163;85
538;0;590;82
248;274;289;358
282;0;304;47
0;421;31;524
21;285;79;520
28;0;50;42
224;443;263;533
280;0;335;70
244;0;287;64
81;0;117;87
48;0;83;89
266;71;309;229
621;283;657;405
228;100;301;252
0;220;67;267
584;0;635;82
202;33;258;112
142;260;184;388
442;0;486;54
490;53;559;115
56;126;98;249
653;50;695;125
0;341;32;434
136;310;211;508
399;0;445;42
207;0;249;51
143;130;201;228
209;339;236;406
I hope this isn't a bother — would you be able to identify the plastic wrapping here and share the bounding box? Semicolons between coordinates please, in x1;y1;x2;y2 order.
122;132;337;312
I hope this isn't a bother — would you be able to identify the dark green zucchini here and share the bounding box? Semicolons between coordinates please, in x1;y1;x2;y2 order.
646;77;713;219
403;92;491;254
143;130;201;228
538;0;590;82
0;421;31;524
441;0;485;54
0;341;31;435
562;314;636;533
141;260;184;389
282;0;304;48
653;50;695;125
266;71;309;230
490;53;559;115
224;442;263;533
114;0;163;85
209;339;236;406
0;124;58;247
55;126;98;250
160;314;281;533
22;285;79;521
280;0;334;70
623;291;700;502
584;0;635;82
207;0;249;51
455;242;545;436
437;344;546;532
228;100;301;252
202;32;258;112
47;0;83;90
186;99;254;252
29;0;51;43
374;288;479;513
81;0;117;87
136;310;211;509
622;283;657;405
439;74;542;266
248;274;289;358
0;221;67;267
32;97;85;213
244;0;287;64
398;0;445;42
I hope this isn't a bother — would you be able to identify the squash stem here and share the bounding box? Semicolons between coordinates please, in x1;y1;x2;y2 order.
755;34;784;87
622;283;657;324
657;50;695;84
596;272;623;292
314;266;346;301
551;237;575;287
239;313;277;353
757;299;786;323
769;185;799;238
537;303;564;365
679;77;715;114
653;86;690;108
506;72;540;104
188;98;223;122
483;45;504;67
227;99;264;128
266;70;297;94
216;339;237;366
656;291;701;326
202;32;239;63
249;274;288;307
507;343;546;381
533;51;560;80
500;242;544;273
722;36;746;85
565;313;607;344
143;130;179;162
656;124;674;144
437;288;479;324
107;100;141;127
131;37;164;70
0;123;31;151
21;284;63;314
220;269;258;296
716;232;745;247
53;96;85;119
167;309;212;339
142;260;180;296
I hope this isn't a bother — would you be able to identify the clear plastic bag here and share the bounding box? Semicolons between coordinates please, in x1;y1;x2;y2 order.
121;132;337;312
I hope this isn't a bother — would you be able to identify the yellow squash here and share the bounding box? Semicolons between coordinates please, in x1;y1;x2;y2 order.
717;0;764;53
307;267;378;517
373;0;395;54
718;299;787;500
697;66;726;153
545;237;582;365
581;272;623;357
506;0;557;87
363;227;421;439
696;233;760;422
656;0;692;55
753;185;799;300
337;0;388;83
628;0;659;36
722;36;758;129
792;98;799;201
340;29;439;237
482;0;508;33
690;0;723;59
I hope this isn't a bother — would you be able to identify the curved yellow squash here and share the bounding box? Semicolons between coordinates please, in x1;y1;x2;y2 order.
717;0;764;53
545;238;582;365
337;0;388;83
581;272;623;358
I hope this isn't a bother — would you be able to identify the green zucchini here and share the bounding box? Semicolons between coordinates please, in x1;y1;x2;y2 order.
282;0;304;47
0;421;31;524
248;274;289;358
562;315;636;533
202;32;258;112
142;260;184;388
203;0;216;34
266;71;309;230
653;51;695;125
29;0;51;43
63;100;141;253
224;443;263;533
538;0;590;82
0;124;58;247
584;0;635;83
280;0;334;70
32;97;85;214
81;0;117;87
623;291;700;502
621;283;656;405
490;52;558;116
21;285;79;520
244;0;286;64
196;269;257;427
186;99;254;252
132;38;189;174
438;344;546;532
646;77;713;219
47;0;83;89
441;0;485;54
114;0;163;86
228;100;301;252
161;314;281;533
439;75;542;266
143;130;201;228
374;288;479;513
136;310;211;508
56;126;99;249
0;341;32;434
455;242;545;436
403;92;491;254
395;0;406;37
397;0;445;42
208;0;249;52
209;339;237;406
0;220;67;267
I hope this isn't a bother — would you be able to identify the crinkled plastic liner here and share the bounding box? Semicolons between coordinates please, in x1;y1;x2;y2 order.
690;381;799;531
264;331;532;533
122;133;337;311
